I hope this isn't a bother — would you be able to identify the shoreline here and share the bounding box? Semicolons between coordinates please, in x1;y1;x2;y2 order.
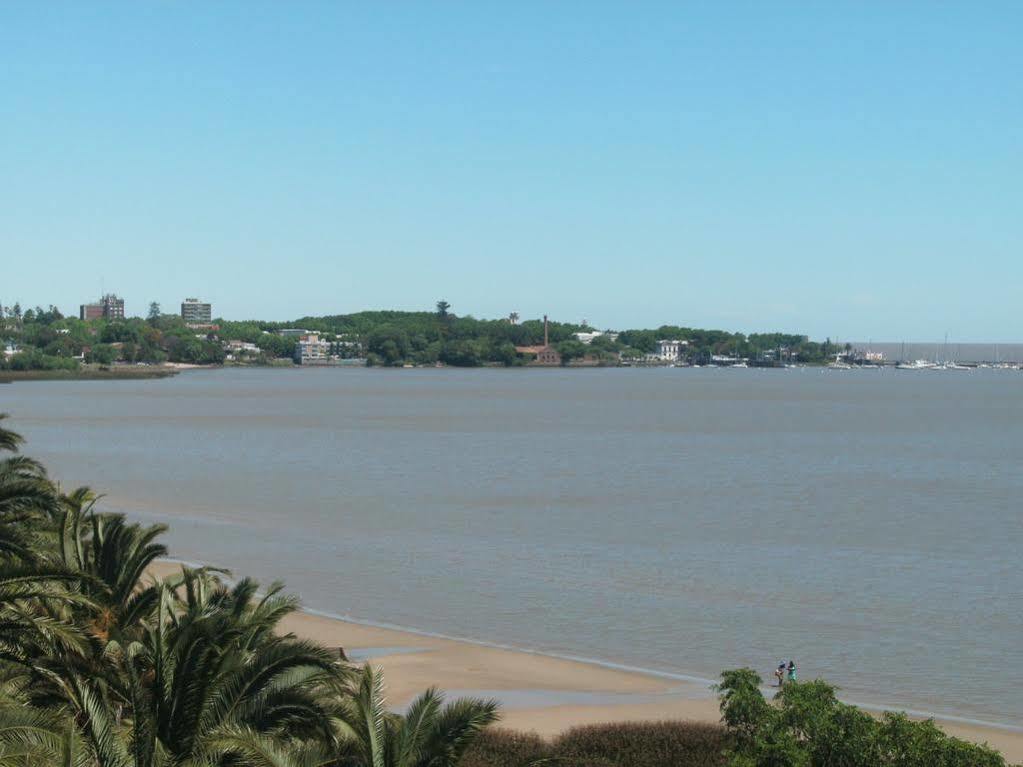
0;365;180;382
6;364;1023;384
149;560;1023;761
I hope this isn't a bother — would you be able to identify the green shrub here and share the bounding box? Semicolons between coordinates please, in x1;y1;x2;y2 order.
876;712;1005;767
85;343;117;364
555;721;729;767
461;721;729;767
5;348;79;371
461;728;548;767
716;669;1008;767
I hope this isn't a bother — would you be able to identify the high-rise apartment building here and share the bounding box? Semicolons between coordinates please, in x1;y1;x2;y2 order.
80;294;125;321
181;298;212;324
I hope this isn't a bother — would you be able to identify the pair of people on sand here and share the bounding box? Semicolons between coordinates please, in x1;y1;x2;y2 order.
774;660;797;686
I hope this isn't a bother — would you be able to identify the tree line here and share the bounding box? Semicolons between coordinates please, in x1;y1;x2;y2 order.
2;299;842;370
0;305;292;370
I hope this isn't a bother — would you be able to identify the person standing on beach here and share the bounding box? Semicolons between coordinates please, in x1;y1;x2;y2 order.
775;662;786;687
787;660;797;683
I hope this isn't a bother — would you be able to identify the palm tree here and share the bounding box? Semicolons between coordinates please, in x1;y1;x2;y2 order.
0;683;89;767
0;460;54;562
0;455;52;510
52;490;167;642
0;564;89;666
330;664;499;767
73;571;346;767
0;416;58;564
0;413;55;533
12;496;168;736
0;416;92;688
0;415;23;454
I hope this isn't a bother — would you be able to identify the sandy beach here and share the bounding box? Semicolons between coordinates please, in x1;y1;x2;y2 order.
149;561;1023;762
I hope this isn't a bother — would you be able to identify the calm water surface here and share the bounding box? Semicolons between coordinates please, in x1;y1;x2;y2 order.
3;368;1021;725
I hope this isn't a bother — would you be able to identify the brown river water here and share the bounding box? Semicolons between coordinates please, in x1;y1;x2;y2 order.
3;366;1021;727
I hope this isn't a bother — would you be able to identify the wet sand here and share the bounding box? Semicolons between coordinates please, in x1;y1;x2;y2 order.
148;561;1023;761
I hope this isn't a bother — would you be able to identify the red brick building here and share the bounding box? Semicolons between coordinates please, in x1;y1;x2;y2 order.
515;315;562;366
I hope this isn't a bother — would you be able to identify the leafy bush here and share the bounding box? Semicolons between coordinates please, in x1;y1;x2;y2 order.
4;348;79;371
461;721;729;767
460;728;548;767
556;721;729;767
85;343;118;364
716;668;1008;767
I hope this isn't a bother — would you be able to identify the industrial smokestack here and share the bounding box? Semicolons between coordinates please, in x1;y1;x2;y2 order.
543;315;549;347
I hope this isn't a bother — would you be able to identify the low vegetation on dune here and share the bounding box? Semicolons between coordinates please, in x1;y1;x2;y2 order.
555;721;730;767
465;705;1014;767
462;721;729;767
0;411;1014;766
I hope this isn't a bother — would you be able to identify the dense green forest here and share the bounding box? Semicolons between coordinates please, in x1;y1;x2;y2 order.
0;300;839;370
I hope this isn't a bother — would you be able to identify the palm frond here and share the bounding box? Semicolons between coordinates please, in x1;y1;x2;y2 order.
0;700;90;767
394;687;442;767
351;664;390;767
195;725;332;767
421;695;500;767
0;415;23;453
67;675;132;767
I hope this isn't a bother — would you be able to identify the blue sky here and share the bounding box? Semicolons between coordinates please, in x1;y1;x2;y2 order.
2;2;1020;341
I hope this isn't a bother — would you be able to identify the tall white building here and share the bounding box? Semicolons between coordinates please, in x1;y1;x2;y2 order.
181;298;212;324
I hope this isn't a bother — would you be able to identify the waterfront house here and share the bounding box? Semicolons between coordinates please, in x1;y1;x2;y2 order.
224;340;260;359
655;339;687;362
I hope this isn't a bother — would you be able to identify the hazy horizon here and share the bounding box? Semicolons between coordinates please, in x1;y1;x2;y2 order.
6;296;1023;347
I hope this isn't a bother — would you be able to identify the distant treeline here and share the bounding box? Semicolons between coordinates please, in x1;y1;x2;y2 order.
0;300;839;370
0;303;295;370
291;303;837;366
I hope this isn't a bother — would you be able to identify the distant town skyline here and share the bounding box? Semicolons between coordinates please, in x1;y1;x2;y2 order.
2;3;1020;342
3;289;1013;346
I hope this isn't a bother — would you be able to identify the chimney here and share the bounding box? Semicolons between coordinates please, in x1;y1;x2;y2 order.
543;315;549;347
